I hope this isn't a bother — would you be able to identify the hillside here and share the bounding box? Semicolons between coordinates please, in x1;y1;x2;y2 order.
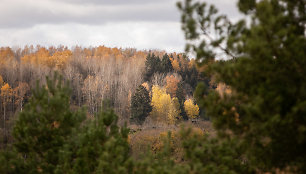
0;45;213;148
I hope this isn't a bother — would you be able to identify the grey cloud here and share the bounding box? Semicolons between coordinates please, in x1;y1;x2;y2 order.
0;0;179;28
0;0;241;29
0;0;242;52
54;0;167;5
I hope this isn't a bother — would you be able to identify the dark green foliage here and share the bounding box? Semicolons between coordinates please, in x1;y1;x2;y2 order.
160;54;174;73
55;106;133;174
183;65;198;89
131;85;152;125
176;82;187;120
144;53;174;82
178;0;306;173
144;54;161;82
11;73;86;173
181;130;255;174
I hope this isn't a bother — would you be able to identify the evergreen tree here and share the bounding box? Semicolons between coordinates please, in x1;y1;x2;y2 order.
144;54;161;82
160;54;173;73
178;0;306;173
12;73;86;173
185;65;198;89
130;85;152;125
55;104;132;174
176;81;187;120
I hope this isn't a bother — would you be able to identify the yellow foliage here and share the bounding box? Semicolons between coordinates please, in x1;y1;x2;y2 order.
169;97;181;123
1;83;13;105
184;99;200;119
1;83;12;94
151;85;179;124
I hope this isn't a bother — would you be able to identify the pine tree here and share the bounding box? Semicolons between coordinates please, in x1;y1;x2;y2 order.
11;73;85;173
178;0;306;172
160;54;173;73
130;85;152;125
176;81;187;120
55;104;132;174
144;54;161;82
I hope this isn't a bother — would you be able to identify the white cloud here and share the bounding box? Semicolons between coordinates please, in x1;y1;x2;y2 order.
0;22;185;52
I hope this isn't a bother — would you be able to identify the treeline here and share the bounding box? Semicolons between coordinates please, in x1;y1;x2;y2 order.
0;45;205;146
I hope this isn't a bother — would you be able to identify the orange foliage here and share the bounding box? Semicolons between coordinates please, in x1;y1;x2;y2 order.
0;75;4;86
0;47;14;66
20;47;71;69
49;50;72;69
171;59;180;71
1;83;13;106
165;75;180;97
21;47;50;67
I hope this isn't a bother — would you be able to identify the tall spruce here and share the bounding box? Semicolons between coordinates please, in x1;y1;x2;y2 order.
176;81;187;120
144;54;161;82
160;54;173;73
12;73;86;173
131;85;152;125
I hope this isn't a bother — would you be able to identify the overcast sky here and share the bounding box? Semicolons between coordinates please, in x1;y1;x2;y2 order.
0;0;241;52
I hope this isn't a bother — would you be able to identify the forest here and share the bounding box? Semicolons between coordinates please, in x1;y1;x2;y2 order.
0;0;305;173
0;44;208;146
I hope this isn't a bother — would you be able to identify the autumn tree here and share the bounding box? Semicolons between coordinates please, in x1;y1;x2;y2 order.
13;82;30;111
151;85;179;125
130;85;152;125
49;50;72;70
0;47;14;66
171;59;181;72
82;75;104;114
170;97;181;122
1;83;13;141
165;74;180;97
184;99;199;120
